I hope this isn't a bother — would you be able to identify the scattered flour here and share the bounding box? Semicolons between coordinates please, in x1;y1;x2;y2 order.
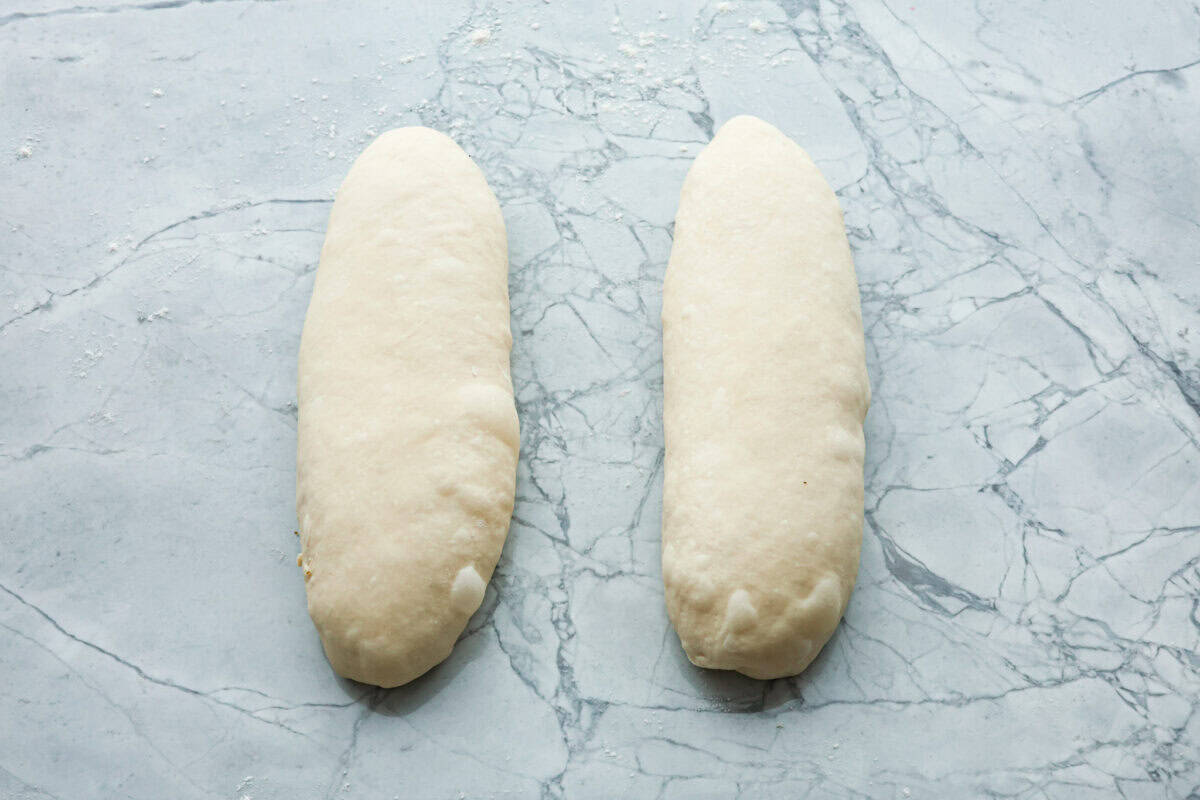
17;145;32;159
73;344;107;379
468;28;492;46
748;18;767;33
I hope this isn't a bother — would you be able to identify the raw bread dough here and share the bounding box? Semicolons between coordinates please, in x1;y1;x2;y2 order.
661;116;870;680
296;127;519;688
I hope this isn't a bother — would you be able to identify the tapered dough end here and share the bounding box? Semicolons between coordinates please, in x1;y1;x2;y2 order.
716;114;792;141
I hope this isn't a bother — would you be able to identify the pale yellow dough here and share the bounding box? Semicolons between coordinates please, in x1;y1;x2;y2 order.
296;128;518;688
661;116;870;680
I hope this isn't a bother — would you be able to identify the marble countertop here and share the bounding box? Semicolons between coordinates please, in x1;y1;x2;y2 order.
3;1;1198;798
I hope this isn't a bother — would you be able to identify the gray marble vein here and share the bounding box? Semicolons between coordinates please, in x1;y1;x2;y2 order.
2;0;1198;798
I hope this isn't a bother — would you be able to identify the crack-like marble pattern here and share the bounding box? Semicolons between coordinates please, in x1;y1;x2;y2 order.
2;1;1198;798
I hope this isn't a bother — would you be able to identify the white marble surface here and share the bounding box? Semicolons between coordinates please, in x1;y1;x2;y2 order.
2;0;1199;797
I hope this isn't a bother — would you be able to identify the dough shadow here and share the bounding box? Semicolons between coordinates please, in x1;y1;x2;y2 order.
328;626;492;716
675;624;847;714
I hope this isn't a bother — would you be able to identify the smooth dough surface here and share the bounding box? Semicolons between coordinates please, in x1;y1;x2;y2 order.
661;115;869;680
296;127;518;688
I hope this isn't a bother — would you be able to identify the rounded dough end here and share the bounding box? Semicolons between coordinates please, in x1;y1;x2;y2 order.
309;593;457;689
369;125;466;158
717;114;778;138
671;571;851;680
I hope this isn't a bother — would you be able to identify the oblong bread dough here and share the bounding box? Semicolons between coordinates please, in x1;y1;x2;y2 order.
661;115;870;680
296;128;519;688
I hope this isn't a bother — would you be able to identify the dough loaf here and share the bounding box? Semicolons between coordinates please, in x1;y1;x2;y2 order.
296;128;519;688
661;115;870;680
